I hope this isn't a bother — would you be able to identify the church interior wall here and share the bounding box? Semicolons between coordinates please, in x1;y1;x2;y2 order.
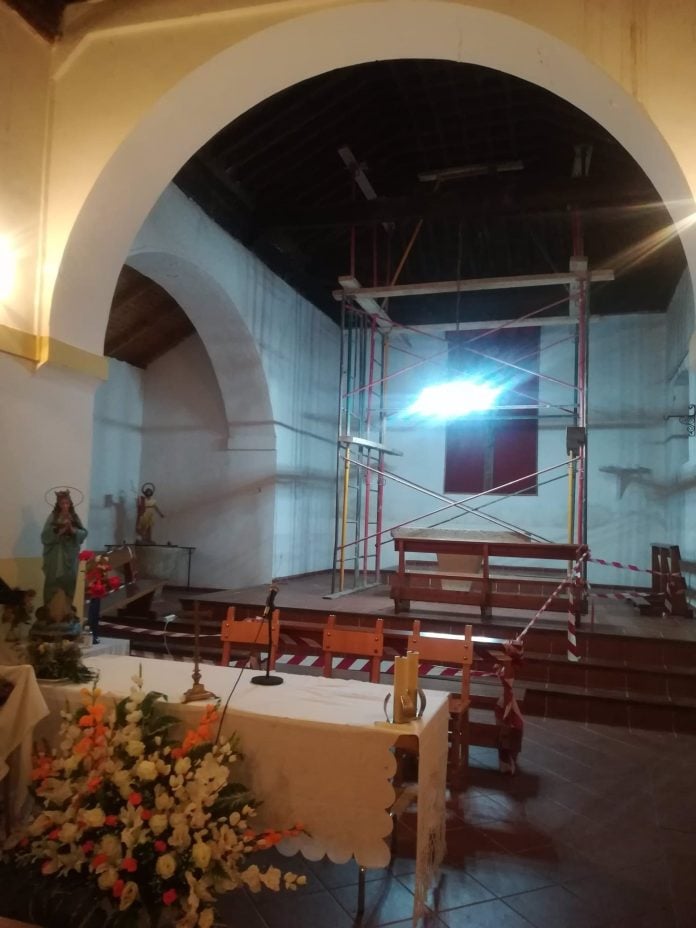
663;270;696;596
89;357;144;553
383;313;669;587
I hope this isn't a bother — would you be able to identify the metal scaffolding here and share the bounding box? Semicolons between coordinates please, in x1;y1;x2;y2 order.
331;302;401;593
330;154;599;592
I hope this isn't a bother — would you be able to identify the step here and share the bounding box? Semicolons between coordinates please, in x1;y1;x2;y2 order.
523;680;696;733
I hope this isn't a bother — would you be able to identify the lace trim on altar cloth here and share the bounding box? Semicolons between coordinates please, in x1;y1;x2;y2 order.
412;699;449;924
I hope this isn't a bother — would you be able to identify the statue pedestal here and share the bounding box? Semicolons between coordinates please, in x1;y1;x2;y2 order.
134;544;181;582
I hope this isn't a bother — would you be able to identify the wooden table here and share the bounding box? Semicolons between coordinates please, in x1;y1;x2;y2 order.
391;528;588;621
38;655;449;921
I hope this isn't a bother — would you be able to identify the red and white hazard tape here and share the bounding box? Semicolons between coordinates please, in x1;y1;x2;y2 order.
589;556;677;578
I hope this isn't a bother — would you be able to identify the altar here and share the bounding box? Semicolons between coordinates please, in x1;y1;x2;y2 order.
38;655;449;920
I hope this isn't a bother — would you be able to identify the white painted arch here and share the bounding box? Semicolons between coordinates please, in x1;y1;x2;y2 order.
50;0;696;354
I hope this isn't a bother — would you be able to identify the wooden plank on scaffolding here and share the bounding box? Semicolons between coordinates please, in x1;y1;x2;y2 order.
339;435;403;456
338;275;392;330
333;269;615;301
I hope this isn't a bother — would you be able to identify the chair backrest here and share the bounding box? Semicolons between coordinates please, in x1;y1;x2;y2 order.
407;620;473;697
220;605;280;668
322;614;384;683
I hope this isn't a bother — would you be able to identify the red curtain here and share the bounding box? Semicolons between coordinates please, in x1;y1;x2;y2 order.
444;327;539;495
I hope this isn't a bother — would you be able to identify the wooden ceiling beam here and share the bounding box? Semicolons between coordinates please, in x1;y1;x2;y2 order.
333;270;615;301
264;178;662;232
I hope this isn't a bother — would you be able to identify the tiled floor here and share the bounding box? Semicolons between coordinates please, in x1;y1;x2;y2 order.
217;718;696;928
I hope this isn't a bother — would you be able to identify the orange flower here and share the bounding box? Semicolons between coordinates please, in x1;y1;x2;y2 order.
162;889;177;906
112;879;124;899
104;815;119;827
75;736;93;756
31;754;53;782
86;776;102;793
122;857;138;873
90;853;107;870
128;792;142;807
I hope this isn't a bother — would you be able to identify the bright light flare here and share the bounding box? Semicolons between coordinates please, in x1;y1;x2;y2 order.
406;379;502;420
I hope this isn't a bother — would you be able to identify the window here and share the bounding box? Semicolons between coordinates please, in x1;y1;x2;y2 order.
444;327;540;495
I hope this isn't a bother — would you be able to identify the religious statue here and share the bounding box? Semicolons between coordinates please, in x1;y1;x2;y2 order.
136;482;165;544
39;488;88;624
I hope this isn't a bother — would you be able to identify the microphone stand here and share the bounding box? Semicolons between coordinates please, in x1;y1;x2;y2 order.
251;584;283;686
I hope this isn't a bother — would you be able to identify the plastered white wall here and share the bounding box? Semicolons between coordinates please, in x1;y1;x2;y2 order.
39;0;696;355
663;271;696;594
0;352;98;591
130;186;340;583
139;333;276;589
89;358;144;548
382;314;667;587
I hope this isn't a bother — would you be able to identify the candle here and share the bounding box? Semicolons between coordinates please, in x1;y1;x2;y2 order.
406;650;419;701
393;656;407;723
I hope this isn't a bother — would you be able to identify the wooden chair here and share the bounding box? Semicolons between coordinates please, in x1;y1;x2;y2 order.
321;614;384;683
220;606;280;669
400;620;474;790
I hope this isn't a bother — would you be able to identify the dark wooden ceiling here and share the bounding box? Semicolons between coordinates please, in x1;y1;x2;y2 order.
3;0;83;38
6;0;684;354
105;267;194;369
176;59;685;327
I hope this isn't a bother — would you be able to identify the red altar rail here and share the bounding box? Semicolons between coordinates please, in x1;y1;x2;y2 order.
391;534;588;623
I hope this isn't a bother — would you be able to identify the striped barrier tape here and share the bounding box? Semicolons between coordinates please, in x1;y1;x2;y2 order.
589;556;678;577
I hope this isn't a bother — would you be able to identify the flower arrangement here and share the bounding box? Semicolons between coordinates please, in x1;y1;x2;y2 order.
25;638;95;683
5;673;304;928
80;551;122;600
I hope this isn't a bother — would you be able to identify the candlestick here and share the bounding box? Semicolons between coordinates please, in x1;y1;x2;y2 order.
182;602;217;703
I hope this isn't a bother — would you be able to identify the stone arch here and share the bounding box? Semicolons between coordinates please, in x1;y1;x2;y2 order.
126;249;276;456
49;0;696;354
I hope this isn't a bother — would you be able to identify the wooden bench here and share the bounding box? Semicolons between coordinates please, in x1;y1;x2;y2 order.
638;542;693;618
88;546;164;619
391;528;588;622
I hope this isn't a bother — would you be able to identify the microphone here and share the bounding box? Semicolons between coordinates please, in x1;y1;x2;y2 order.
251;583;283;687
263;583;279;617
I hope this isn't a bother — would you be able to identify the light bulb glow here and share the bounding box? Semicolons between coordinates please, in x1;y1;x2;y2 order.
406;379;502;419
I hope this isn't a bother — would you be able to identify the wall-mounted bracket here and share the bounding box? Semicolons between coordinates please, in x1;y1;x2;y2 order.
665;404;696;436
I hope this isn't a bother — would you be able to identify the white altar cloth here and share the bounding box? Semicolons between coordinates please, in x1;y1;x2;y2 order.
0;664;49;820
38;655;449;920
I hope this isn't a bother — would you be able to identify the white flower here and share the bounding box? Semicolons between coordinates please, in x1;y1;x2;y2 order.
82;807;105;828
149;813;169;836
241;865;261;893
191;841;211;870
100;834;121;860
112;769;130;788
229;812;240;826
174;757;191;776
126;740;145;757
169;823;191;849
260;866;281;892
126;710;143;723
97;867;118;890
155;791;173;811
119;881;139;911
58;822;78;843
156;853;177;880
198;908;214;928
136;759;157;781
